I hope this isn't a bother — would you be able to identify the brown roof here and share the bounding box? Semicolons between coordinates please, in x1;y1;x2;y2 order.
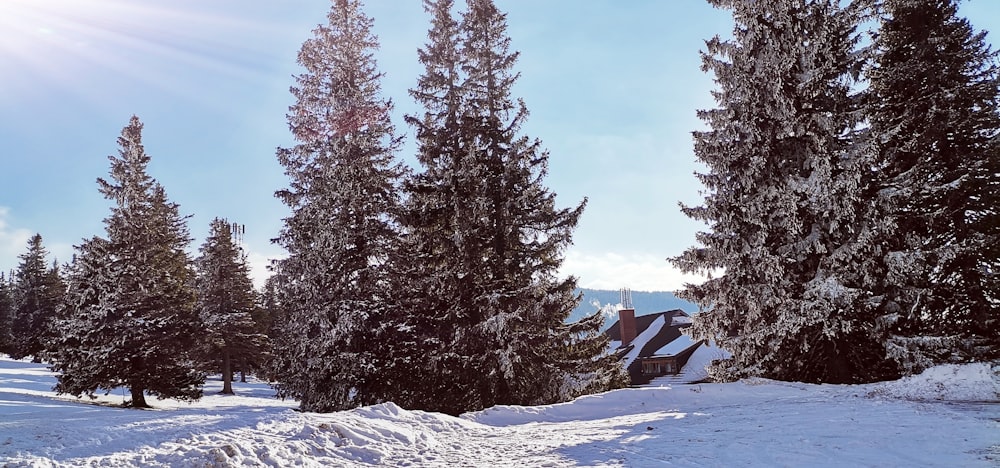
604;309;701;385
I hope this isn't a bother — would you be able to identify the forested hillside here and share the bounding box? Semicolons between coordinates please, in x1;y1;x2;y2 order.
568;288;696;329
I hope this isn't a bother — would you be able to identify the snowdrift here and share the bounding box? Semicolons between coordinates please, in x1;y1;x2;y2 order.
1;356;997;467
868;362;1000;401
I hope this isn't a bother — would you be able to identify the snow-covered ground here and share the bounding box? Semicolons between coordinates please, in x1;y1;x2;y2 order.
1;356;997;467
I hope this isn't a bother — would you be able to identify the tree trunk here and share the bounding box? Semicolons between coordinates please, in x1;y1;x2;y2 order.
239;356;247;383
221;349;234;394
129;383;149;408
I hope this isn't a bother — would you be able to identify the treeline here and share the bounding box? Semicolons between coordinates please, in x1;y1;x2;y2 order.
0;193;267;407
6;0;992;411
0;0;626;414
674;0;1000;383
0;128;273;405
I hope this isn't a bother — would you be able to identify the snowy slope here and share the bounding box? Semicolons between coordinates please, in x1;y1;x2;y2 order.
1;356;998;467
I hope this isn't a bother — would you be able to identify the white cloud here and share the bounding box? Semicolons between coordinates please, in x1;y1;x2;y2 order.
47;242;75;266
560;250;707;292
244;246;285;290
0;207;33;276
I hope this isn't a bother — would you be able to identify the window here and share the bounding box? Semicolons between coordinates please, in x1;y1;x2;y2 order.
642;359;678;375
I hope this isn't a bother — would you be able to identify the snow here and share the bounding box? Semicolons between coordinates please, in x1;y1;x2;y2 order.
652;333;697;356
670;315;692;326
868;362;1000;402
1;355;999;466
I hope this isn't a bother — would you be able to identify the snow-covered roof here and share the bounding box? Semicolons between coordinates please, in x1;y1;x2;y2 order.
605;309;703;385
671;315;693;326
619;315;667;369
652;333;698;357
647;340;732;386
604;309;687;343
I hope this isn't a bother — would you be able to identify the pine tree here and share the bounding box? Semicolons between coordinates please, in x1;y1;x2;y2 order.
271;0;405;412
394;0;613;414
0;273;14;355
867;0;1000;370
9;234;64;362
48;116;203;408
194;218;268;394
671;0;887;383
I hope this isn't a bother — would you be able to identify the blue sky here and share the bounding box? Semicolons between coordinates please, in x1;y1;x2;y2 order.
1;0;998;291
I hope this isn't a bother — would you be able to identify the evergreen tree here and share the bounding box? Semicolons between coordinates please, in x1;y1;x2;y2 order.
0;272;14;355
257;273;286;343
255;272;288;383
48;116;203;408
49;236;112;394
389;0;469;413
9;234;63;361
671;0;886;383
550;309;630;398
395;0;614;414
271;0;405;412
194;218;268;394
867;0;1000;370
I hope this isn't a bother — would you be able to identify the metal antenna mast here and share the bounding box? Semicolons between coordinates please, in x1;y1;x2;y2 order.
229;221;246;248
620;287;633;309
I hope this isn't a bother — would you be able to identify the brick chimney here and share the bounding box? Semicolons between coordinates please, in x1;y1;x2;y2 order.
619;308;637;346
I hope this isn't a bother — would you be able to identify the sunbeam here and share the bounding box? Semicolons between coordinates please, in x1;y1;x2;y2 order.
0;0;294;108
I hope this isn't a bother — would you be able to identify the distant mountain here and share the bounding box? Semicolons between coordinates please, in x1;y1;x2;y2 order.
567;288;697;330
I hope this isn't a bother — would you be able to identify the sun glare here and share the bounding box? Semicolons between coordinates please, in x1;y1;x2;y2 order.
0;0;284;105
0;0;112;71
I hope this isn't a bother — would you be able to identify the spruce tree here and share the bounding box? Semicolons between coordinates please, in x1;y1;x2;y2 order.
0;273;14;355
255;273;288;382
671;0;886;383
194;218;268;394
395;0;613;414
49;236;112;394
9;234;63;362
257;273;286;343
389;0;470;413
48;116;203;408
867;0;1000;370
271;0;405;412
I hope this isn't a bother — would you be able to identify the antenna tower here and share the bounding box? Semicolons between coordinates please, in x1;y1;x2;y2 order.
620;287;633;309
226;220;246;248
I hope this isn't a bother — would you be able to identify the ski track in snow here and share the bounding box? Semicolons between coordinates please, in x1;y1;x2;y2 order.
1;357;998;467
